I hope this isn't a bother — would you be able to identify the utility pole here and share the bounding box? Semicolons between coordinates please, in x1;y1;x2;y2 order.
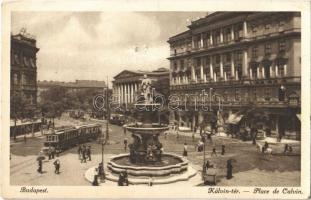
106;76;110;141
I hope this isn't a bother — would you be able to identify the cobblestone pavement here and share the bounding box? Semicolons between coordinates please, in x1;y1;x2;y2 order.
10;118;300;186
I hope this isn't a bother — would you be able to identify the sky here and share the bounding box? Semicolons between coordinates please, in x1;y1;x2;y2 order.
12;12;206;84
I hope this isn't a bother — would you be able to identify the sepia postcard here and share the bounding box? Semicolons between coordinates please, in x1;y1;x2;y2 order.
1;0;310;199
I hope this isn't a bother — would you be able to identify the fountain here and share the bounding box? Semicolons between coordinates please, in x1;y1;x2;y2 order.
85;75;197;185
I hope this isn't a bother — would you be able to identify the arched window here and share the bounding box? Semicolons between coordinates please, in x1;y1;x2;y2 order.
13;73;18;85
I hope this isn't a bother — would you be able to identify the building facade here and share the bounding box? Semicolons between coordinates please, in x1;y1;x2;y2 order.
11;32;39;108
112;68;169;110
37;80;106;102
168;12;301;140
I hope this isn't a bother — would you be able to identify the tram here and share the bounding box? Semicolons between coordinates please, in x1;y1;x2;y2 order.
43;123;102;152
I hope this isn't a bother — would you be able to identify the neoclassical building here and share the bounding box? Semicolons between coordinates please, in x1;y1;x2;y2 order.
168;12;301;140
11;32;39;109
112;68;169;110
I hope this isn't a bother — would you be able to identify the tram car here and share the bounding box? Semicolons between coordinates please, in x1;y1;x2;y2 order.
43;123;102;152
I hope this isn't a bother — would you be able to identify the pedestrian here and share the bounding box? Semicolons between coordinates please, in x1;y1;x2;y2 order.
251;127;258;145
148;176;154;186
211;147;217;157
288;145;293;153
37;159;43;174
262;141;269;154
183;143;188;157
123;127;127;135
92;168;99;186
207;132;213;143
51;148;55;159
176;128;179;140
87;146;91;161
78;145;82;160
124;138;128;152
204;160;212;174
98;162;104;180
53;159;60;174
48;146;52;160
123;170;129;186
283;144;289;154
197;140;203;152
118;171;127;186
24;134;27;143
221;144;225;155
226;159;233;179
81;145;87;163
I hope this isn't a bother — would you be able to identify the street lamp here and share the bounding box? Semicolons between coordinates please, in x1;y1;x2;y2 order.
100;76;109;182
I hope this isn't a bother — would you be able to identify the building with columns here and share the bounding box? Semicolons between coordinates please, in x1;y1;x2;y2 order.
168;12;301;140
11;32;39;110
112;68;169;110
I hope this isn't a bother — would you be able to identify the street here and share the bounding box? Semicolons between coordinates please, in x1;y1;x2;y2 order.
10;119;300;186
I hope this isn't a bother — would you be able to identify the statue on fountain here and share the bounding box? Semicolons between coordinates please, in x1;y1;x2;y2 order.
140;74;153;104
128;74;163;164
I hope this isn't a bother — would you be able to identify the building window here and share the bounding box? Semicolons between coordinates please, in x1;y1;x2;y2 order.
235;88;240;101
173;61;177;71
251;23;257;32
13;73;18;85
215;31;221;45
215;55;221;64
252;46;258;58
226;53;231;63
236;51;243;62
23;57;30;67
253;89;257;101
30;58;36;68
225;28;231;42
278;64;285;77
203;33;208;47
278;85;286;101
234;24;243;40
264;65;270;78
264;87;271;101
265;43;271;56
180;60;185;70
13;54;20;65
278;40;286;52
278;20;285;27
251;65;258;79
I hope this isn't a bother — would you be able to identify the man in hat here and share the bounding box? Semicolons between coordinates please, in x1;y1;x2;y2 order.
53;159;60;174
77;145;82;160
86;146;91;161
226;159;233;179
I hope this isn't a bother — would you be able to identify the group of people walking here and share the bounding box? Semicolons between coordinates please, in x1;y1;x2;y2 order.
78;145;92;163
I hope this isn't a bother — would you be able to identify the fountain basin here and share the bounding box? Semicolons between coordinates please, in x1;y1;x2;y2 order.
107;153;188;177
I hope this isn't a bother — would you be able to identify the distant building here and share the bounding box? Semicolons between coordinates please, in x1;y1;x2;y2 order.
11;31;39;109
167;12;301;140
112;68;169;109
37;80;106;102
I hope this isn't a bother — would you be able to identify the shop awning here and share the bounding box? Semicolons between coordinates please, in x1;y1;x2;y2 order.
227;114;244;125
296;114;301;121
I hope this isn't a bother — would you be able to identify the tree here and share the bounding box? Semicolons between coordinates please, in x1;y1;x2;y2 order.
10;92;29;139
